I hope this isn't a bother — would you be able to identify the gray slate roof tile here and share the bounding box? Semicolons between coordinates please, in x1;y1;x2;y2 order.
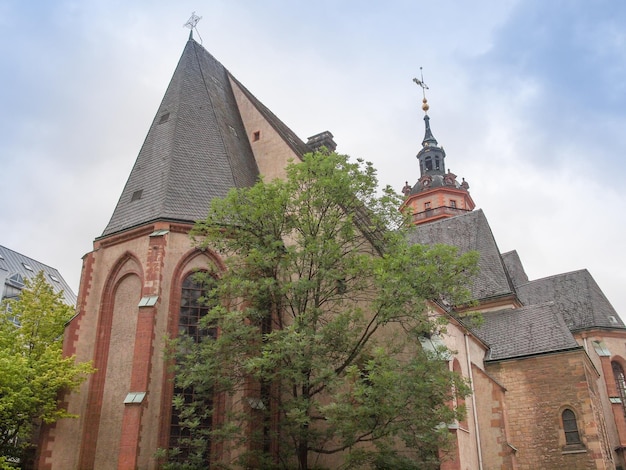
515;270;624;331
501;250;528;287
407;210;515;301
475;303;580;361
0;245;77;306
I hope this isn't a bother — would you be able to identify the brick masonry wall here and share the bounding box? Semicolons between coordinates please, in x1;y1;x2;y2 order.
486;350;612;470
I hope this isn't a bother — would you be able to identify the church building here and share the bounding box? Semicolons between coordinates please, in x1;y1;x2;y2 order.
37;30;626;470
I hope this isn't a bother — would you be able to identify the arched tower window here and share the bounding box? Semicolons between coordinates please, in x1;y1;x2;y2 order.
425;156;433;171
613;361;626;417
169;273;217;463
561;409;581;446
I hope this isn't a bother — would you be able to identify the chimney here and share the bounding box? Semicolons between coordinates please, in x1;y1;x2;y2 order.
306;131;337;153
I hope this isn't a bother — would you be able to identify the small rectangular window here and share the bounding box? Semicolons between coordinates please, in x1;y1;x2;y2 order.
562;409;581;445
450;200;457;208
253;131;261;142
424;202;431;210
592;340;611;356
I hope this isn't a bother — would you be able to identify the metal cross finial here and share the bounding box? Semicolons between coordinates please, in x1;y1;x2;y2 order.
412;67;429;99
184;12;202;30
413;67;430;113
183;12;203;43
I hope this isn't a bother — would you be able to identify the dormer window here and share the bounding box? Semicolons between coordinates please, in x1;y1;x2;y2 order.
158;112;170;124
131;190;143;202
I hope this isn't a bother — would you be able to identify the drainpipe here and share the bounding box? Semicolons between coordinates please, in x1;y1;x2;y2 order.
465;333;484;470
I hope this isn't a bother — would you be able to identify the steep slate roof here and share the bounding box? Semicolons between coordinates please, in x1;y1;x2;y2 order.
102;37;260;237
475;303;581;361
0;245;77;306
515;270;625;332
407;210;515;301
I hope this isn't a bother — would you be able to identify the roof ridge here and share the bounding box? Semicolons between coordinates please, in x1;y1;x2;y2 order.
515;268;589;287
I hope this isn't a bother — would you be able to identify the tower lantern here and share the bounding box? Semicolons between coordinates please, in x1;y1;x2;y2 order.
400;73;475;225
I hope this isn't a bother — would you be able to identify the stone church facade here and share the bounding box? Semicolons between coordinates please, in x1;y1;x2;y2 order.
37;34;626;470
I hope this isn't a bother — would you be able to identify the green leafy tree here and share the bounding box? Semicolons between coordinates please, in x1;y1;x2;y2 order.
168;152;478;469
0;272;93;468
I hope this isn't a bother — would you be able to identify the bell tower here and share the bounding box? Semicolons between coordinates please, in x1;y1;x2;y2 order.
400;74;474;225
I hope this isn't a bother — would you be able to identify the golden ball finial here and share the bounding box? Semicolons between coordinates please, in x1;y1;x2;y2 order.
422;98;429;112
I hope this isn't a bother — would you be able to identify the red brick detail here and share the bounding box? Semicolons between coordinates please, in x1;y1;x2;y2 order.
439;429;461;470
65;251;96;357
118;405;145;469
144;234;166;296
606;356;626;447
118;232;166;469
78;252;143;470
99;225;155;249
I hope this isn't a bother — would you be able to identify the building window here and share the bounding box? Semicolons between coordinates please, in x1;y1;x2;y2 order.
449;200;456;209
424;202;431;210
253;130;261;141
169;273;217;463
562;409;582;446
425;156;433;171
613;361;626;417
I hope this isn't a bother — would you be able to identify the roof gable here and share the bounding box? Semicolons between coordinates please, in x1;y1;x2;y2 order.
516;269;624;331
228;74;310;158
407;210;515;301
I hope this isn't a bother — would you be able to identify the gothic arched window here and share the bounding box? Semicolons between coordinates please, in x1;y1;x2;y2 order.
169;273;217;463
613;361;626;417
562;409;581;446
425;156;433;171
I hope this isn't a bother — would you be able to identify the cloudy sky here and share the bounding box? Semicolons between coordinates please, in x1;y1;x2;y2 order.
2;0;626;316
